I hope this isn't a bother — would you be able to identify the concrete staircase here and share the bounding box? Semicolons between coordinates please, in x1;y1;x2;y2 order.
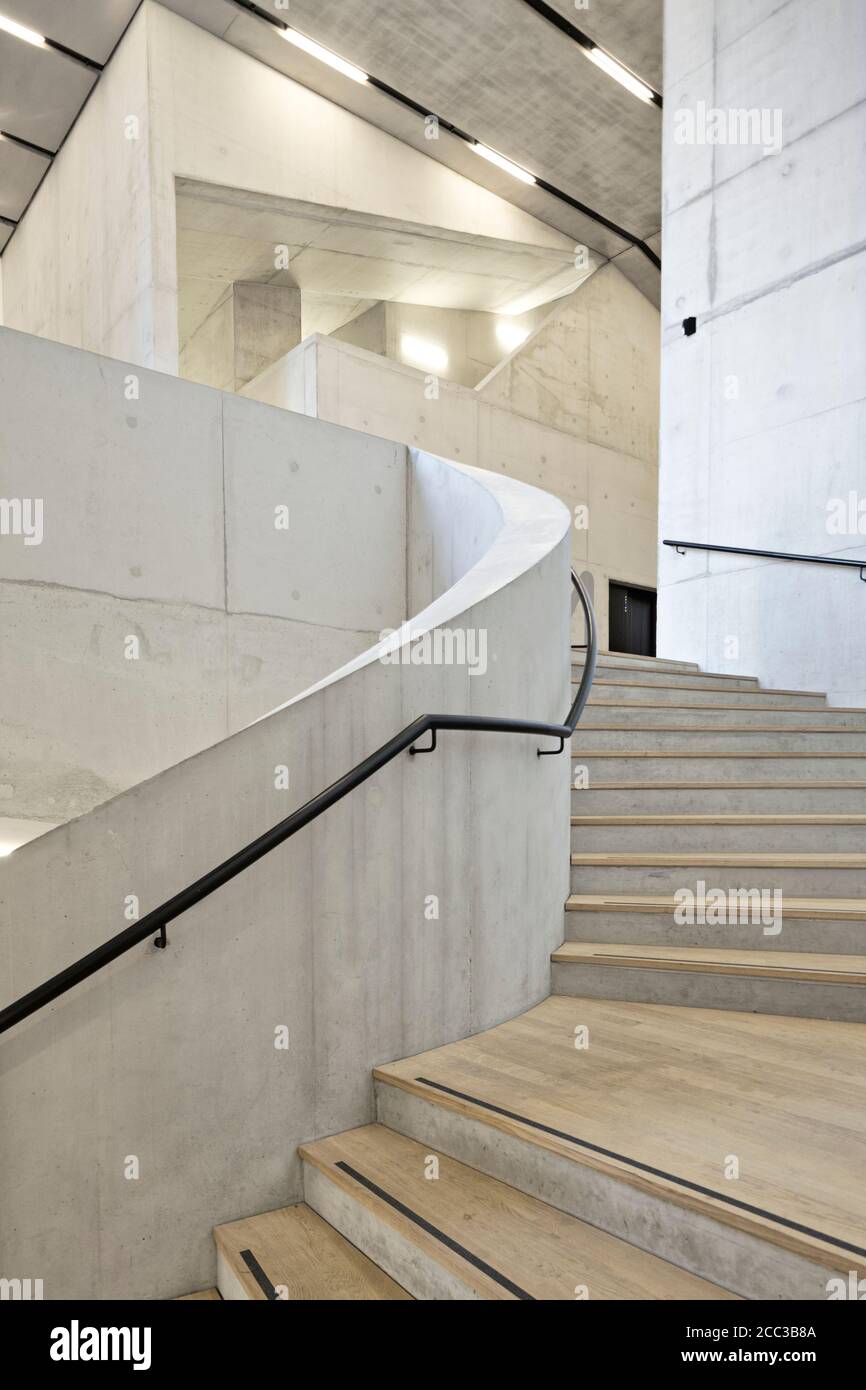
179;653;866;1302
563;650;866;1021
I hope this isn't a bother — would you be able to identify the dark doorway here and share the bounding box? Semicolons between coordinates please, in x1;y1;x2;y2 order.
609;582;657;656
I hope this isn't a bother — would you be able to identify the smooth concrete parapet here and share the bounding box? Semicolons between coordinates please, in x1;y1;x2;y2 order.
0;423;572;1298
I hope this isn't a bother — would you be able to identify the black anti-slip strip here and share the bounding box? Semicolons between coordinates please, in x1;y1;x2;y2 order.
335;1160;535;1298
239;1248;280;1300
414;1077;866;1260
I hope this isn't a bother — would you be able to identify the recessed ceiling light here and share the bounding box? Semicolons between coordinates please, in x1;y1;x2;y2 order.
470;143;537;185
401;335;449;373
0;13;46;47
281;28;368;84
586;47;654;103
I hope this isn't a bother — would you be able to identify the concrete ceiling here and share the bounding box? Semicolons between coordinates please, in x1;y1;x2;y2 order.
0;0;662;299
541;0;663;92
176;180;598;350
0;0;139;248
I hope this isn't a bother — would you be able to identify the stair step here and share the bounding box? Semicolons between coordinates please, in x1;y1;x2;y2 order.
552;939;866;1021
571;813;866;853
588;684;827;707
553;940;866;984
565;893;866;957
300;1123;735;1300
578;672;765;690
213;1202;411;1301
572;752;866;783
586;703;866;727
569;850;866;897
576;650;701;673
572;782;866;815
177;1288;221;1300
576;726;866;751
373;996;866;1299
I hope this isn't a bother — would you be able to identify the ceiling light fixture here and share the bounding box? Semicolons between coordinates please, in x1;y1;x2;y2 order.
470;143;536;185
281;28;368;84
586;47;654;104
0;13;46;47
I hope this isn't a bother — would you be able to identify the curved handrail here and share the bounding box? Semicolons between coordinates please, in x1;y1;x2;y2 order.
0;571;596;1036
664;538;866;581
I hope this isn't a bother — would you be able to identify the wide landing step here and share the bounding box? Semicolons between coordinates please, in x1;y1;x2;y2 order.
373;996;866;1299
300;1123;734;1300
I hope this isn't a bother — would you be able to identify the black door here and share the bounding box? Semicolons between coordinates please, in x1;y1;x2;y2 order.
609;582;656;656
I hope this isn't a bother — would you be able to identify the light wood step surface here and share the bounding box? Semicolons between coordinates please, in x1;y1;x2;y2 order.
176;1288;221;1300
566;893;866;920
572;750;866;759
552;941;866;985
572;814;866;826
214;1202;411;1300
582;679;824;695
301;1123;736;1300
576;780;866;790
374;996;866;1274
570;851;866;870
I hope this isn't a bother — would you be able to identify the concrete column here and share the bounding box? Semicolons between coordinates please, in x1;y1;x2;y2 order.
181;281;301;391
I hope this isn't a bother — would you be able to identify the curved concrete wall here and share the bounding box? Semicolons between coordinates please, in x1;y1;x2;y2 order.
0;414;571;1298
0;325;406;830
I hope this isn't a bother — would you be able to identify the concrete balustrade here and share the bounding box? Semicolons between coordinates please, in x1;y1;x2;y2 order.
0;338;572;1299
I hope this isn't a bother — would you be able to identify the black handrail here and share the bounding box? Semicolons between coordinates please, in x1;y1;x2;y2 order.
0;571;596;1036
664;538;866;581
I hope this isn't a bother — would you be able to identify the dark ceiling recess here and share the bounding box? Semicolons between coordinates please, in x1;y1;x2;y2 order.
518;0;663;106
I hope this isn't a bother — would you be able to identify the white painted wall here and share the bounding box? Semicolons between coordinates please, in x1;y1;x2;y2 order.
659;0;866;704
244;267;659;649
0;325;405;827
0;429;572;1300
0;2;575;374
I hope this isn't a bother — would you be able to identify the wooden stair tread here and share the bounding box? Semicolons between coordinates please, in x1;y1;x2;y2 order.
373;996;866;1272
572;750;866;758
572;814;866;825
214;1202;411;1300
300;1124;735;1300
552;941;866;985
583;679;823;695
577;780;866;789
176;1288;221;1300
566;894;866;919
588;701;861;713
571;851;866;868
580;723;866;733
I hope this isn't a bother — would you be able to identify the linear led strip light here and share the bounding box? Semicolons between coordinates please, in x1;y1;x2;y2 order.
585;46;654;104
0;13;45;47
470;143;536;185
280;27;368;84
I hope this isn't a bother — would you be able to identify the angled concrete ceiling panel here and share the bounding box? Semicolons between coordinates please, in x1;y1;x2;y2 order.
0;133;49;219
0;0;140;63
542;0;663;91
262;0;662;240
0;29;95;149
